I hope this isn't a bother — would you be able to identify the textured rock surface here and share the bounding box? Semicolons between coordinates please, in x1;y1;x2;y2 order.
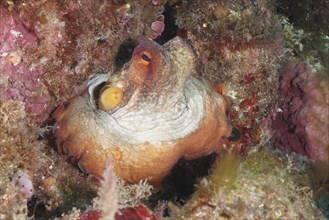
0;0;165;124
0;1;165;218
176;150;325;219
173;0;283;152
270;63;329;164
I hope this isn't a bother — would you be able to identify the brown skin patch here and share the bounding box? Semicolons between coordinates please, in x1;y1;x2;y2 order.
125;39;167;93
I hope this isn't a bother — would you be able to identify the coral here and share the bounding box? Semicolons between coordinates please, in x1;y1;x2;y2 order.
0;183;29;219
0;99;99;217
116;180;154;207
0;100;40;183
115;204;158;220
151;21;165;39
174;0;279;48
76;205;158;220
175;148;326;219
277;0;329;34
62;162;155;220
53;37;232;186
269;63;329;165
280;16;328;73
173;0;283;152
97;161;118;219
0;8;50;123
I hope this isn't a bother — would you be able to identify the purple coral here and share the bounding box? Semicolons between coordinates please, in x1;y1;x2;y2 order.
150;21;165;39
269;63;329;164
152;0;161;5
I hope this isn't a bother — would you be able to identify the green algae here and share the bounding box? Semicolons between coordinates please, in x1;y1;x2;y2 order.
281;16;328;73
176;148;325;219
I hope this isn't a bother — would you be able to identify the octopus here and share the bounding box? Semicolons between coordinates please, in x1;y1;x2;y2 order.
53;37;232;186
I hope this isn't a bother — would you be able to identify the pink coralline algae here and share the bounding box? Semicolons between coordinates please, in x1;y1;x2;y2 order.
0;8;50;122
78;204;157;220
152;0;163;6
151;21;165;39
269;63;329;164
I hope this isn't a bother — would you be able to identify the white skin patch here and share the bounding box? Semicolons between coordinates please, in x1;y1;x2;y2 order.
87;74;207;145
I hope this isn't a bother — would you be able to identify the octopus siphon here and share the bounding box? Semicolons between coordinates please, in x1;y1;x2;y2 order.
53;37;232;186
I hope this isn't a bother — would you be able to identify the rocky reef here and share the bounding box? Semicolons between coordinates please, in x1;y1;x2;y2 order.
0;0;328;219
175;149;324;219
0;0;165;123
173;0;284;153
269;63;329;165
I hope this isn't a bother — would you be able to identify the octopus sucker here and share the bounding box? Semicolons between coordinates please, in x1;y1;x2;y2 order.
53;37;232;186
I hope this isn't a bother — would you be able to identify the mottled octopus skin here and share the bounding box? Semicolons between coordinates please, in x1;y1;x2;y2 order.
53;37;231;186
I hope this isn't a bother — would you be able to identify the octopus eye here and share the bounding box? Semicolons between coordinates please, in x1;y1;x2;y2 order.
98;86;123;111
141;52;152;65
228;127;241;142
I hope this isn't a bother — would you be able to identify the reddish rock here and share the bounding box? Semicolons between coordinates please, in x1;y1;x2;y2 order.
79;210;102;220
115;204;158;220
0;8;51;123
79;204;157;220
269;63;329;164
174;0;283;152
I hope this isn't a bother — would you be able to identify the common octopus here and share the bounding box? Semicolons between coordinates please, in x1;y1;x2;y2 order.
53;37;232;186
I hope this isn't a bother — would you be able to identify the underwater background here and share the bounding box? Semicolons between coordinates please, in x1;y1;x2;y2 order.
0;0;328;219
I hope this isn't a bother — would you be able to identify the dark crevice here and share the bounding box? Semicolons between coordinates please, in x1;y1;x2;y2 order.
228;127;241;142
114;3;178;69
147;153;218;215
92;82;107;109
155;3;178;45
115;38;138;68
275;0;328;33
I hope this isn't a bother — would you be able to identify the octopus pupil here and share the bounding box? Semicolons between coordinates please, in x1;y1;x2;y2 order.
228;127;241;141
142;53;151;62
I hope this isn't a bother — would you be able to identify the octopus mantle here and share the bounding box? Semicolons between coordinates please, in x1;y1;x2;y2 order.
53;37;231;186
